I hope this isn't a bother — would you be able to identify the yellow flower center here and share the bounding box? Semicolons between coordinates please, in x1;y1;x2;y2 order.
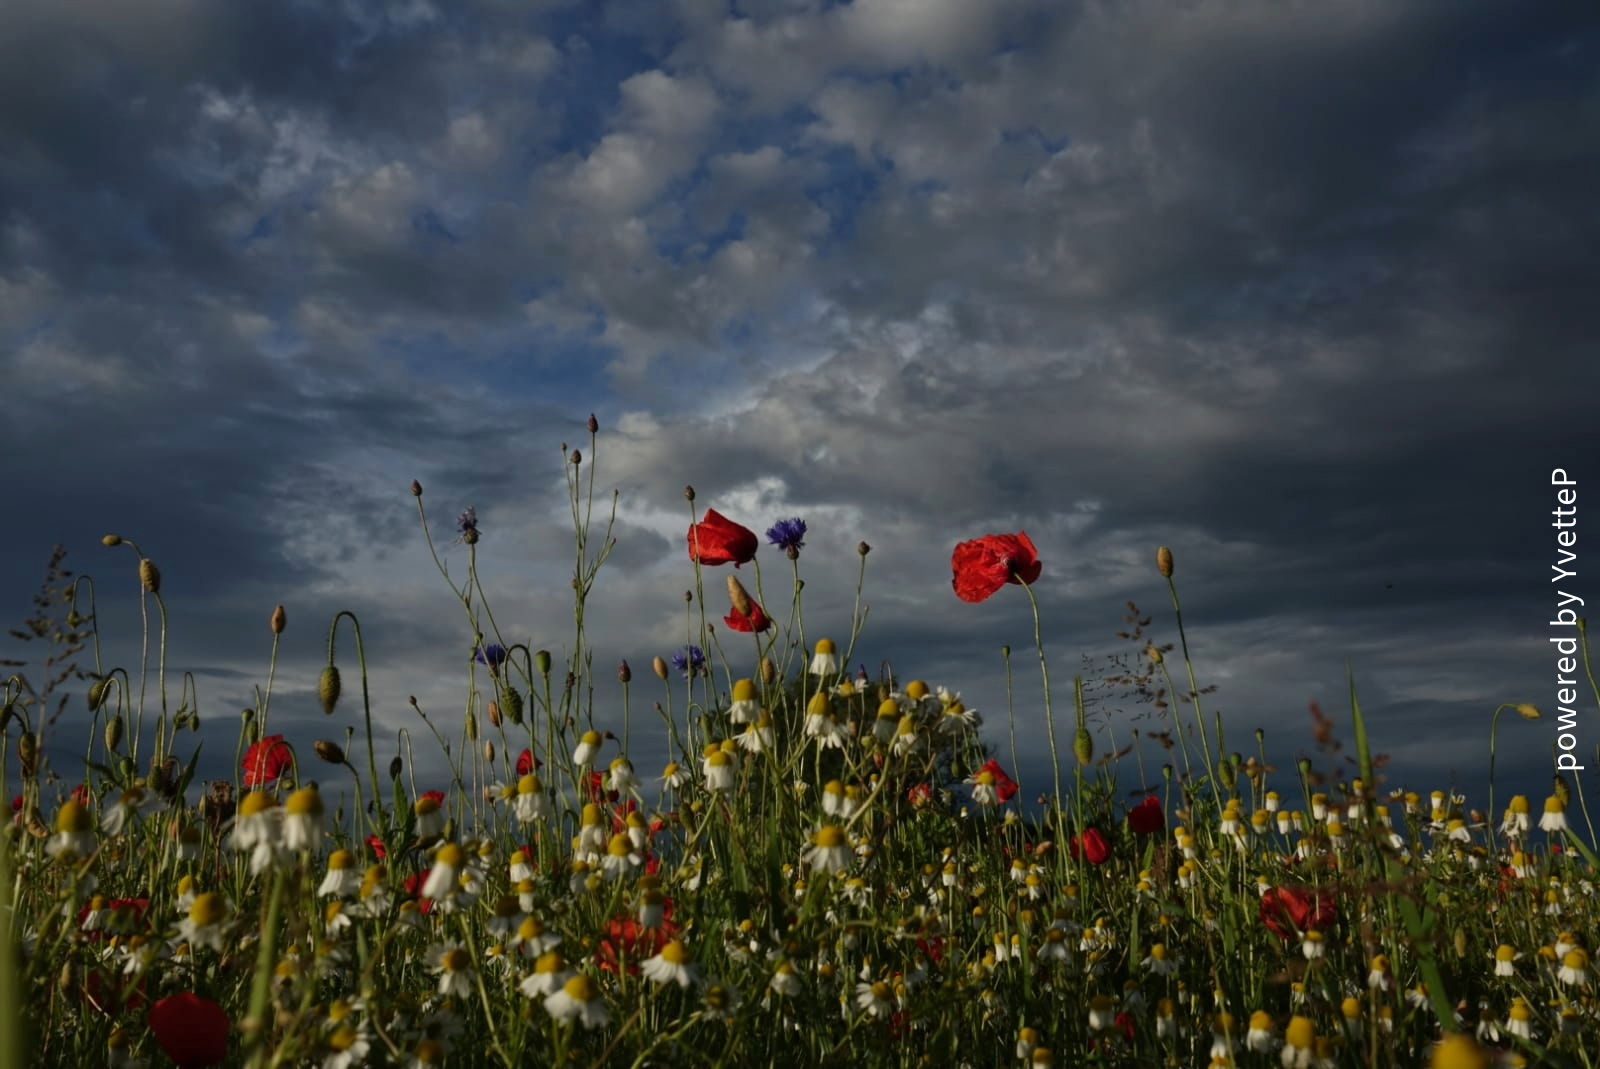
189;892;227;928
562;974;600;1002
661;940;691;965
813;825;847;848
285;786;322;816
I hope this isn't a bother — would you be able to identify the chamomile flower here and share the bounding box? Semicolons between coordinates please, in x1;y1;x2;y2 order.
100;785;158;836
601;834;641;881
513;775;549;824
428;943;475;998
1558;947;1590;986
410;1039;446;1069
544;974;610;1029
607;757;637;794
1281;1016;1315;1068
1087;995;1117;1031
639;886;667;929
318;850;361;898
661;762;690;790
413;795;446;841
175;892;231;953
1501;796;1531;837
804;826;853;875
728;679;760;723
231;790;285;875
1143;943;1180;976
1503;998;1535;1040
46;800;97;861
739;713;775;754
282;785;325;853
641;940;699;988
703;750;736;792
809;638;838;675
769;959;802;998
854;979;899;1018
1492;945;1519;977
1246;1011;1276;1052
1540;795;1568;833
421;844;466;901
573;730;603;767
519;950;575;998
701;981;741;1021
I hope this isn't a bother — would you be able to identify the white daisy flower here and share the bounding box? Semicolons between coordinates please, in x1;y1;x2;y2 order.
544;974;610;1029
641;939;699;988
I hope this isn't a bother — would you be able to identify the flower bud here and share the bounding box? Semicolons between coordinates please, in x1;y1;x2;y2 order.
101;534;122;547
87;677;111;711
858;541;871;556
684;485;695;501
314;740;346;765
760;657;778;686
486;700;502;729
319;665;342;715
1145;645;1163;665
466;712;479;741
270;604;287;635
653;657;669;681
1157;546;1174;578
483;741;495;763
1073;728;1094;767
726;575;753;617
138;558;161;594
571;450;582;466
535;650;552;676
104;714;124;752
500;687;524;725
389;756;403;780
618;661;632;684
18;732;39;778
411;480;423;497
1515;703;1540;720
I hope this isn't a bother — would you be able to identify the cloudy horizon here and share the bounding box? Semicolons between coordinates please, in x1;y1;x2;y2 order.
3;0;1597;822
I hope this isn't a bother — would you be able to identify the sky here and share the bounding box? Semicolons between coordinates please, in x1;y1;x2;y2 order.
3;0;1598;822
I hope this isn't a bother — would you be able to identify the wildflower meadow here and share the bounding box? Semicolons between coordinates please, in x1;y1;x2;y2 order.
2;421;1597;1069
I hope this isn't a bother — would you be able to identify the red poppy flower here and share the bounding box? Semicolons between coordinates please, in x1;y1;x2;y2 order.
1259;886;1337;941
978;759;1020;803
1127;797;1165;835
1069;827;1111;865
951;532;1042;603
723;601;772;633
595;911;676;974
149;992;230;1068
240;735;293;788
584;772;618;805
515;749;539;777
366;835;387;860
688;510;758;568
8;795;19;814
420;789;446;807
907;783;934;808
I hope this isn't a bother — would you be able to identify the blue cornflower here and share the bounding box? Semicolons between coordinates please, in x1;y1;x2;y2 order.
457;507;479;535
766;518;807;555
474;643;508;669
669;645;707;677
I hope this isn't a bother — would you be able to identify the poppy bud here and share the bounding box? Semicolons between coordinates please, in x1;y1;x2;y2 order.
653;657;669;681
314;740;346;765
270;604;286;634
1157;546;1174;578
1218;758;1236;793
483;741;495;763
87;678;111;711
501;687;524;725
1515;704;1540;720
726;575;753;617
389;756;403;780
18;732;38;778
587;413;599;434
0;701;14;732
466;712;479;741
535;650;552;676
319;665;341;715
487;701;502;729
139;558;161;594
411;480;423;497
104;714;124;752
101;534;122;547
618;661;632;683
1073;728;1094;767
